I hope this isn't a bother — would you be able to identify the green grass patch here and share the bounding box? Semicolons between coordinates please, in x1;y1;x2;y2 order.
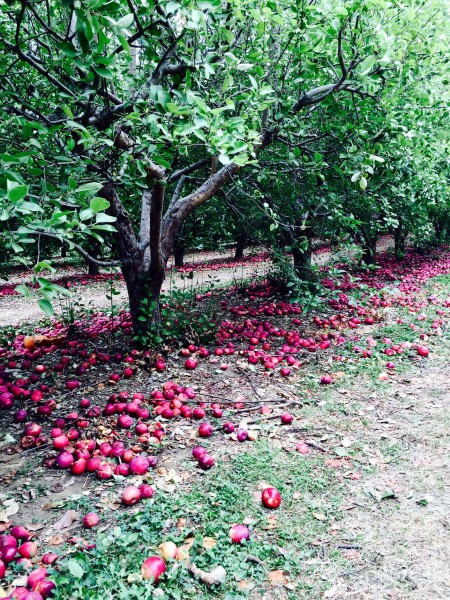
51;442;341;600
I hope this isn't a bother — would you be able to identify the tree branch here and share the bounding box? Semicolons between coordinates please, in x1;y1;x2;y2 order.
23;231;120;267
167;158;209;183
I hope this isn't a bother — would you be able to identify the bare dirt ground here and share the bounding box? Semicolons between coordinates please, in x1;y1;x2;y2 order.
0;239;393;328
312;348;450;599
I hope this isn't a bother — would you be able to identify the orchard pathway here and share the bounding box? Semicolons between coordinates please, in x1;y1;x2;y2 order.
0;239;393;328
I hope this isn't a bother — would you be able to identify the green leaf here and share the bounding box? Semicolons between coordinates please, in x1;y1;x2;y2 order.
359;176;368;190
91;224;116;232
7;181;28;203
15;284;31;298
116;14;134;29
38;299;54;318
93;66;113;79
95;213;116;224
358;55;376;76
90;197;110;213
75;182;103;195
79;208;94;221
67;559;84;579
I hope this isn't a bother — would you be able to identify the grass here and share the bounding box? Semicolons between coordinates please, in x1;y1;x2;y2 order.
49;442;343;600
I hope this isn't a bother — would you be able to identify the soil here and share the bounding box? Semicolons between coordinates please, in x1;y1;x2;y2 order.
312;350;450;599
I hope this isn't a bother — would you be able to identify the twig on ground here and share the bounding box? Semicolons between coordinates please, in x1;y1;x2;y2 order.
305;439;329;453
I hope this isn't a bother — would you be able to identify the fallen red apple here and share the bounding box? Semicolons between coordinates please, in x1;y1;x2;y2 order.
198;422;213;437
261;487;282;509
122;485;141;506
141;556;166;583
83;512;99;529
229;524;250;543
280;412;293;424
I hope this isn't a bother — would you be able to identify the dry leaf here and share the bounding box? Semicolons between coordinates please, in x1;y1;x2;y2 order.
237;579;255;591
313;513;327;521
53;509;79;530
176;517;186;530
262;515;277;530
4;501;19;516
108;502;121;511
188;563;226;586
155;480;176;493
267;570;288;586
202;537;217;550
48;534;65;545
341;437;352;448
25;523;45;532
342;549;361;560
43;501;65;510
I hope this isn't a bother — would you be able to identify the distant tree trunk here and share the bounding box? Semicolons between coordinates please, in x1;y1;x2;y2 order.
234;232;247;260
292;243;313;279
361;233;377;265
174;245;185;267
394;219;406;260
173;229;186;267
87;239;101;275
285;223;313;280
60;245;67;258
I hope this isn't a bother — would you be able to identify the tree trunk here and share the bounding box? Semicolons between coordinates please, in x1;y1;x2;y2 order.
285;223;313;280
394;220;406;261
87;239;101;275
174;243;185;267
173;227;186;267
234;232;247;260
60;245;67;258
361;235;377;265
292;244;313;280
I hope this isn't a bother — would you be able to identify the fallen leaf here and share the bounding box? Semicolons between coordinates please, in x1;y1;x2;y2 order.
325;458;343;469
202;537;217;550
25;523;45;532
313;513;327;521
43;501;65;510
10;576;27;588
3;500;19;516
155;480;176;493
237;579;256;591
342;549;361;560
53;509;79;530
341;437;352;448
263;514;277;530
48;535;65;545
267;570;288;586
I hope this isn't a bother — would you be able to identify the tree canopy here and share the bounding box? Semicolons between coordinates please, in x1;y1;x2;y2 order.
0;0;449;329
